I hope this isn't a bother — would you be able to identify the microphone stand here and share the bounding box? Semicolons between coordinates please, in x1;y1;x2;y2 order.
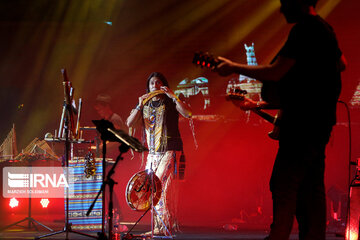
86;140;130;240
88;119;147;240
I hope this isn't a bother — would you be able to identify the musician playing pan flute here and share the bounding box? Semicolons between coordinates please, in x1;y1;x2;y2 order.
126;72;192;236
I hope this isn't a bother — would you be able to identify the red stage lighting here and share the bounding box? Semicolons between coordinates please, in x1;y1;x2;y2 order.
40;198;50;208
9;197;19;208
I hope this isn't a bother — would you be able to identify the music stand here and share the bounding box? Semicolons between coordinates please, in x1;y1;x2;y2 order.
86;119;147;240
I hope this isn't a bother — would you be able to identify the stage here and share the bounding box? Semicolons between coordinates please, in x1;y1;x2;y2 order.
0;212;345;240
0;226;345;240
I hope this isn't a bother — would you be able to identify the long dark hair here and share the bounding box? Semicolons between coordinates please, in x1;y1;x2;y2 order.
305;0;318;7
146;72;170;93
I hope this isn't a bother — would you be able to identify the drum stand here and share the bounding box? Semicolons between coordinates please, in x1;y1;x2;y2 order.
122;167;173;240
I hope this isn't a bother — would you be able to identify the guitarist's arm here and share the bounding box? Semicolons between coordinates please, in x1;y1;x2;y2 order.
215;56;295;82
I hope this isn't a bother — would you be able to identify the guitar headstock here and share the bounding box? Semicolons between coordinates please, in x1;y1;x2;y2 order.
193;51;220;69
225;87;248;101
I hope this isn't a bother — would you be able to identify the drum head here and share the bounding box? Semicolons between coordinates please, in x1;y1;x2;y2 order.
125;170;162;211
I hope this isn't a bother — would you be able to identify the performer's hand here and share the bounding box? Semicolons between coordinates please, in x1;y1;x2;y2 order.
138;93;150;108
160;86;176;100
214;56;235;76
231;97;258;110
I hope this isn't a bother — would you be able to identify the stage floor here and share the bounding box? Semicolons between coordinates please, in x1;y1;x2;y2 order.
0;225;345;240
0;213;345;240
0;231;346;240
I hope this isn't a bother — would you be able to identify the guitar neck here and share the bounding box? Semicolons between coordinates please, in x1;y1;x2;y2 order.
251;108;276;124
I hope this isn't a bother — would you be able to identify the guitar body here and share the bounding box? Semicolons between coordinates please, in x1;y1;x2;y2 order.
226;87;281;141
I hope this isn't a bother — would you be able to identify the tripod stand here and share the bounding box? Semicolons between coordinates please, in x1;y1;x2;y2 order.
35;83;97;240
0;198;53;232
1;163;53;232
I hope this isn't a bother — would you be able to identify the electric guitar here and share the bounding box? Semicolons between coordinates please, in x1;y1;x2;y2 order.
226;88;280;140
192;51;220;69
193;52;281;140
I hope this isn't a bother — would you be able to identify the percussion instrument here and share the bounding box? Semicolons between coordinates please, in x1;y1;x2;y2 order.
125;170;162;211
84;151;96;178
